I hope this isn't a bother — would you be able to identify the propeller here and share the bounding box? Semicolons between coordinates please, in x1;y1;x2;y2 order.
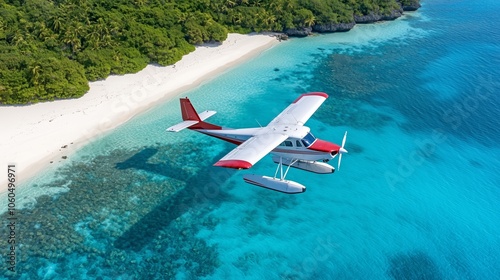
338;131;348;171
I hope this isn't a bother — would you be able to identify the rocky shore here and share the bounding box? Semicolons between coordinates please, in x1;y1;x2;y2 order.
284;0;421;37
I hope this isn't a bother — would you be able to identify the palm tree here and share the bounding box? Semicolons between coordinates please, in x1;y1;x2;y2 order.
252;0;262;7
230;11;243;25
50;16;63;33
112;50;120;62
262;11;276;27
210;2;227;13
96;18;110;37
34;22;51;40
29;65;42;87
101;34;112;47
304;15;316;27
85;27;101;49
269;1;283;14
12;32;25;46
63;28;82;53
284;0;296;11
134;0;148;7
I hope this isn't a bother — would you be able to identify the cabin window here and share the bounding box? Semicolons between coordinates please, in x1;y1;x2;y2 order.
296;140;302;147
279;140;295;147
301;132;316;147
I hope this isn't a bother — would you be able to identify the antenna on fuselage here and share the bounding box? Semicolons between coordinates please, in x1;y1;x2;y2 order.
255;119;263;127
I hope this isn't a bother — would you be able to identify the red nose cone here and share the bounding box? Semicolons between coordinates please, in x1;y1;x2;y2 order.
308;139;341;153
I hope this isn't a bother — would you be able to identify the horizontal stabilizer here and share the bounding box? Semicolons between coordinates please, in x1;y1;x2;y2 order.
166;120;199;132
198;110;217;121
167;98;217;132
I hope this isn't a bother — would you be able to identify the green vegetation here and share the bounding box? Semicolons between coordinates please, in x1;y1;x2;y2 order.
0;0;409;104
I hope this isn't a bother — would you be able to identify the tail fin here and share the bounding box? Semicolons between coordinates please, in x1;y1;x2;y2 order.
167;98;220;132
181;98;201;121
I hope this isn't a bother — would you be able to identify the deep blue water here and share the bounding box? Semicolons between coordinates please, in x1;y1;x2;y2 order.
2;0;500;279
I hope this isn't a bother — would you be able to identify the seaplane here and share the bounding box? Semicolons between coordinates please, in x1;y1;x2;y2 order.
166;92;348;194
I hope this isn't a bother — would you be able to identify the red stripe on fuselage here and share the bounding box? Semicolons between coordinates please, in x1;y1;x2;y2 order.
272;147;327;155
194;130;333;156
194;130;244;145
189;121;222;130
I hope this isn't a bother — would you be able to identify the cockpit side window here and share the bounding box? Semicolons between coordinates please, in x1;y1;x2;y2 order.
301;132;316;147
279;140;294;147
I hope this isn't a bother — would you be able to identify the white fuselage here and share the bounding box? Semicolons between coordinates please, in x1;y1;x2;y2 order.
195;126;336;162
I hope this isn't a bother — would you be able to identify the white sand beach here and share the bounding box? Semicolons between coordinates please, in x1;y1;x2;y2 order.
0;33;280;193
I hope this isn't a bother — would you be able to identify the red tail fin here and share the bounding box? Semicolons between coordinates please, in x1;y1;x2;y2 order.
179;98;222;130
180;98;201;121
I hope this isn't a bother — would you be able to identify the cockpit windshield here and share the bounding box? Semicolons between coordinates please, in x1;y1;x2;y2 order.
301;132;316;147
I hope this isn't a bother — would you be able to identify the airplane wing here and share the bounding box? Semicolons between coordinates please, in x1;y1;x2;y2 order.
213;92;328;169
268;92;328;126
213;131;289;169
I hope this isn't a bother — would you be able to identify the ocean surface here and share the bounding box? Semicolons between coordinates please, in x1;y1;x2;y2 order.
2;0;500;279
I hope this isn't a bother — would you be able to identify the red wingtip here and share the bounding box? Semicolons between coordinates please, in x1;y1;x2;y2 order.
293;92;329;103
214;160;253;169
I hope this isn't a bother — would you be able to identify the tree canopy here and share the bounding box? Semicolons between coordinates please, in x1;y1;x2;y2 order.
0;0;412;104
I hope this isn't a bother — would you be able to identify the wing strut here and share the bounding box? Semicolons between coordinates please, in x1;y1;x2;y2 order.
243;156;305;194
273;156;298;181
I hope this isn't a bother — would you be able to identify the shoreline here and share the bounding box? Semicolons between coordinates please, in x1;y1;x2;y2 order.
0;33;280;194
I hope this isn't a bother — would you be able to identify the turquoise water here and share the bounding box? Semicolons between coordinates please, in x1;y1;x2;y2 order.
2;0;500;279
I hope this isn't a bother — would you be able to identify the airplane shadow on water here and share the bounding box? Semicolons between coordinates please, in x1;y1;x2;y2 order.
114;147;235;251
115;148;191;181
